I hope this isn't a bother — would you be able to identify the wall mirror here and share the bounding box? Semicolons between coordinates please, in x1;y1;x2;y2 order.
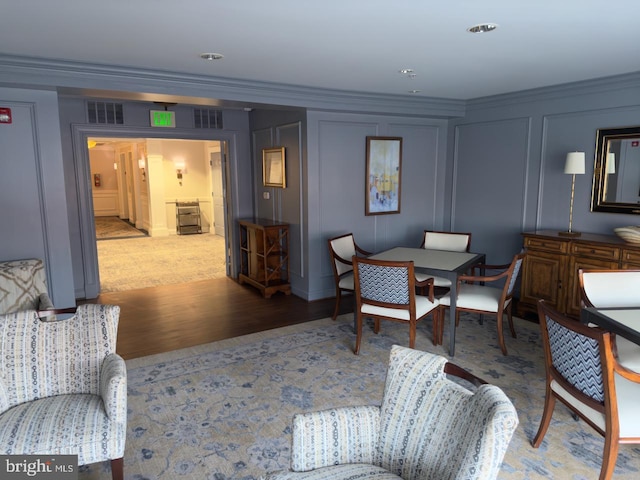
591;126;640;214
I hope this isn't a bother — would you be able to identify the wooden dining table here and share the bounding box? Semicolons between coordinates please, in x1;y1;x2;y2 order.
581;307;640;346
370;247;486;357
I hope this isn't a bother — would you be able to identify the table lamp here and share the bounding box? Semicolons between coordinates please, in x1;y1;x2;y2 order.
559;151;585;237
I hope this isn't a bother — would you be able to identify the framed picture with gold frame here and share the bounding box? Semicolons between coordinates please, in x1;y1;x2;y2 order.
262;147;286;188
365;136;402;215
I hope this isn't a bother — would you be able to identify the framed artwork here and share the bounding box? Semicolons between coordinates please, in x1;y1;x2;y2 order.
365;136;402;215
262;147;286;188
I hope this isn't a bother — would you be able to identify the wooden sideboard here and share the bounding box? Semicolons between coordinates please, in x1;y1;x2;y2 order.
238;218;291;298
518;230;640;319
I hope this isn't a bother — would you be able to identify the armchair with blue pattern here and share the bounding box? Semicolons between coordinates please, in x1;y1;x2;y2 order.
267;345;519;480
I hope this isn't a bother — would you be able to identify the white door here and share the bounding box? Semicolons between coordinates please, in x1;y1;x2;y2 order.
209;145;225;236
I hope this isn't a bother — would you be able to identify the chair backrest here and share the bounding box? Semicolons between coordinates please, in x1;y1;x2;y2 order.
353;257;414;311
0;304;120;411
536;300;608;412
376;345;518;480
579;269;640;308
421;230;471;252
505;252;526;298
0;258;49;314
328;233;357;277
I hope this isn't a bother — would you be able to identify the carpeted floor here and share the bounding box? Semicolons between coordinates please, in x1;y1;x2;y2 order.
95;216;147;240
78;313;640;480
97;234;227;292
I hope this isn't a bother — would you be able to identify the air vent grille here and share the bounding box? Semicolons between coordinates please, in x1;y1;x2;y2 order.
87;102;124;124
194;108;223;129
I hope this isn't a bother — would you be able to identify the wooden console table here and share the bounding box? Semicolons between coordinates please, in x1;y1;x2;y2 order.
518;230;640;319
238;218;291;298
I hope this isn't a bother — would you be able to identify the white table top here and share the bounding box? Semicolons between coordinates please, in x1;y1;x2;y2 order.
582;307;640;346
370;247;482;272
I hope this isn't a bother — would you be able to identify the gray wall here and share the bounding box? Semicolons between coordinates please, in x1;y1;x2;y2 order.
0;87;76;308
1;56;640;304
449;73;640;266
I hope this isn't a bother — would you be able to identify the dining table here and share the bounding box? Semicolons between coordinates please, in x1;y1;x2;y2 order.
580;307;640;346
369;246;486;357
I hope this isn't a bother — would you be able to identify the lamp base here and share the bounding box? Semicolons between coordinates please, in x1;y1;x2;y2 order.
558;231;582;237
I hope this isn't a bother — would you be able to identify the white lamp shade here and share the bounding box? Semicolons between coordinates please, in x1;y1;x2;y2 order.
606;153;616;174
564;152;585;174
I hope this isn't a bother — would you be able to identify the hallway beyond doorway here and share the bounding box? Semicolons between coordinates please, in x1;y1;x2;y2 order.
97;233;227;293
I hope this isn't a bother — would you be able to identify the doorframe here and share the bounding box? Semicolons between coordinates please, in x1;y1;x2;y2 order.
72;124;239;298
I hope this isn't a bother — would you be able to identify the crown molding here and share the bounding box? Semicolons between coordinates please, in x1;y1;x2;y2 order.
0;55;465;119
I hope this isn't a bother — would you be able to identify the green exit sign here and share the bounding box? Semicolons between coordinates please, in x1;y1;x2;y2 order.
150;110;176;128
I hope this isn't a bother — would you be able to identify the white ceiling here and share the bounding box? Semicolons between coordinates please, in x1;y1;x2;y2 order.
3;0;640;101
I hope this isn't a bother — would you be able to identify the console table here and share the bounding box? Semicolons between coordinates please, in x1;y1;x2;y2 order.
518;230;640;319
238;218;291;298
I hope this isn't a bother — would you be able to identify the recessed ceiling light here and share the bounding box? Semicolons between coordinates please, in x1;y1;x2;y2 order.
467;23;498;33
399;69;414;74
408;90;421;94
200;53;224;60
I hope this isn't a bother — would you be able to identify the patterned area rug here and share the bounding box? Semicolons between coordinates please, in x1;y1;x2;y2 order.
78;314;640;480
95;216;147;240
97;234;227;292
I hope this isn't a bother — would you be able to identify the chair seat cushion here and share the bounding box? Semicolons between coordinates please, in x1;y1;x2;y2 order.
0;393;125;465
267;464;401;480
414;272;452;287
551;372;640;438
338;272;354;291
361;295;438;320
439;284;505;312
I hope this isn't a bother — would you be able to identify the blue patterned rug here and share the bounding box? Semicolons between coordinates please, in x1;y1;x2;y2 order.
78;313;640;479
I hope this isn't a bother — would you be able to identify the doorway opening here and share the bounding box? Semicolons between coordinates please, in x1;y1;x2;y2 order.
88;136;230;293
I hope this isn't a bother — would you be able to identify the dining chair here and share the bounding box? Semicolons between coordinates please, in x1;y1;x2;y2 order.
352;256;439;354
266;345;519;480
578;268;640;371
438;252;525;355
532;299;640;480
327;233;372;320
416;230;472;290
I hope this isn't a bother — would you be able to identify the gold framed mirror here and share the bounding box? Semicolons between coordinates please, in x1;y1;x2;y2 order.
591;126;640;214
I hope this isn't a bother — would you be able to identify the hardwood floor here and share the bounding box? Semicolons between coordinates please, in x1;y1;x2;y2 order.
82;277;349;360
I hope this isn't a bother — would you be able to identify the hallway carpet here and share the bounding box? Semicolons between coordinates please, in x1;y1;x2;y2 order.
95;216;147;239
97;233;227;292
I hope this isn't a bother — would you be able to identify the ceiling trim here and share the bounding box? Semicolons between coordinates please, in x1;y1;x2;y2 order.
0;54;466;119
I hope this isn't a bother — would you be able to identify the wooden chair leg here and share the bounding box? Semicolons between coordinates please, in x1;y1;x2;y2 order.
354;313;363;355
506;303;517;338
409;320;416;349
496;312;508;355
111;458;124;480
599;432;619;480
531;387;556;448
332;289;342;320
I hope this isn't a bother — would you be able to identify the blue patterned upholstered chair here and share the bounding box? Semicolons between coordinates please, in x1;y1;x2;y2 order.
578;268;640;371
439;252;525;355
352;256;439;354
266;345;519;480
0;305;127;480
0;258;54;315
416;230;472;289
533;300;640;480
327;233;372;320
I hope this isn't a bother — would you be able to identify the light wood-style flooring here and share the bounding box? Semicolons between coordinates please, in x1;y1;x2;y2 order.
82;277;348;360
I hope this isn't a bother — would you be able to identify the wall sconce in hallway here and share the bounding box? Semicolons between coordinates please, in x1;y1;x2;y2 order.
559;151;585;237
175;160;186;186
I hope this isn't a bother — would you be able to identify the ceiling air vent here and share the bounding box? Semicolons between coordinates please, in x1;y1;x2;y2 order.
87;102;124;124
194;108;223;129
